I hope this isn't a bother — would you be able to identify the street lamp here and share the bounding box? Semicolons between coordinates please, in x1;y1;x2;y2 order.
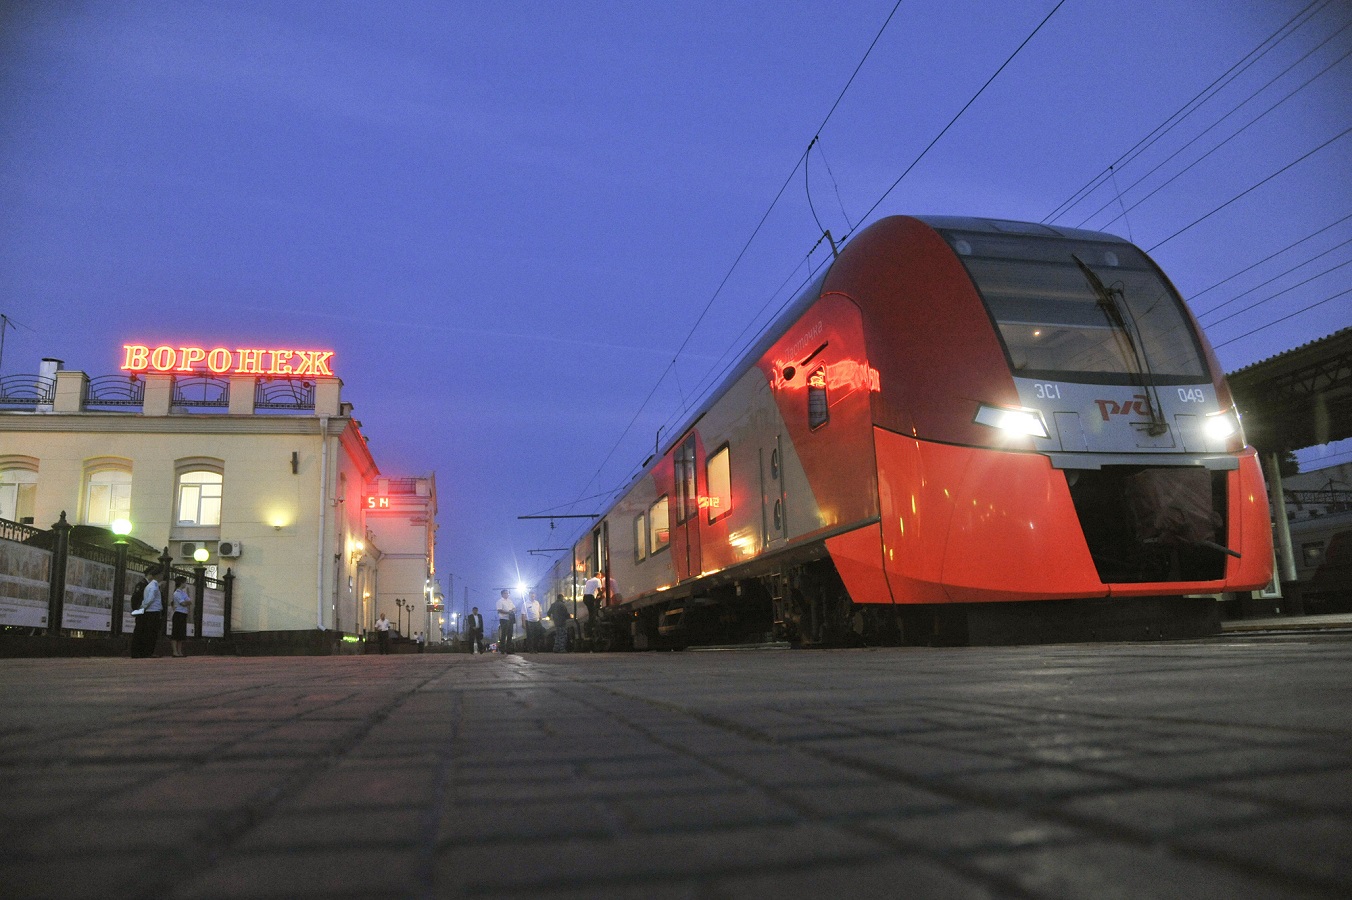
394;597;405;636
109;518;132;637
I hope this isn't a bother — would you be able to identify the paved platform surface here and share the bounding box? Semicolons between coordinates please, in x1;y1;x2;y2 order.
1;635;1350;899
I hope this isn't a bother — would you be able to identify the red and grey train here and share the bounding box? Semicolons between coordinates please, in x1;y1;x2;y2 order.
537;215;1274;646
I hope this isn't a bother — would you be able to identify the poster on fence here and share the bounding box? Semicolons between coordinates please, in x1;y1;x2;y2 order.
62;556;114;631
0;541;51;628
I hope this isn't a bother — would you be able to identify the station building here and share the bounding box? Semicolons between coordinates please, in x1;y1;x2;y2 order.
0;347;439;643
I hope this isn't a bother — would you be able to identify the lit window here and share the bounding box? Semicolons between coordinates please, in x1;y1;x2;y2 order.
177;470;223;526
649;496;670;554
85;469;132;527
808;366;828;429
634;512;647;562
0;467;37;523
706;446;731;524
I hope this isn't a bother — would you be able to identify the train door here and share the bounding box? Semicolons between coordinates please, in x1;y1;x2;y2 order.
591;521;609;606
760;432;787;550
673;433;702;580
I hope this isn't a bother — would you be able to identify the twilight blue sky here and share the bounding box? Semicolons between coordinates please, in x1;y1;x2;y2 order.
2;0;1349;602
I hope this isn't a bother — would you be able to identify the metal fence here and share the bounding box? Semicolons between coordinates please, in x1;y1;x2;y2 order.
0;513;233;640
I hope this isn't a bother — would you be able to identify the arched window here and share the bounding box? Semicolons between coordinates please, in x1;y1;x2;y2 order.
84;463;132;527
0;458;38;523
176;466;224;526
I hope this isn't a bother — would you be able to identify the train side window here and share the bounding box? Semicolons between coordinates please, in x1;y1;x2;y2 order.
808;366;828;430
634;512;647;563
649;496;670;554
706;445;731;524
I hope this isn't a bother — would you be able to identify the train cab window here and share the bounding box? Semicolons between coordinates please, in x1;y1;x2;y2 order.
706;445;731;524
808;366;829;429
634;512;647;562
942;230;1208;383
649;496;670;554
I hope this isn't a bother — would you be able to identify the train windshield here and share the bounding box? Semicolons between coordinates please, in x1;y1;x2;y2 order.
942;230;1209;384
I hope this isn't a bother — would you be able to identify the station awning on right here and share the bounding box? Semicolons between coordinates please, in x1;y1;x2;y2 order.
1225;327;1352;454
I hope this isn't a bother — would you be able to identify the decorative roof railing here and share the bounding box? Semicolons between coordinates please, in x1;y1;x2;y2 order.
171;376;230;409
84;375;146;408
0;375;55;408
255;378;316;410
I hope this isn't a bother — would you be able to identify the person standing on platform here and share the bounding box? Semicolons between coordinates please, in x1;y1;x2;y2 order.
548;594;570;653
129;566;164;659
495;590;517;654
466;606;484;654
521;591;543;652
374;612;392;654
582;572;602;639
169;575;192;658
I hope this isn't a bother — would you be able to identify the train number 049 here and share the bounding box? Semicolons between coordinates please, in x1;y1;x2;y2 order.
1177;388;1206;402
1033;383;1061;399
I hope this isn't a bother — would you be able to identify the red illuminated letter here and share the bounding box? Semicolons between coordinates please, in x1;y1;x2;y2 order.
122;344;150;372
178;346;206;371
206;348;231;373
236;349;265;374
149;346;176;372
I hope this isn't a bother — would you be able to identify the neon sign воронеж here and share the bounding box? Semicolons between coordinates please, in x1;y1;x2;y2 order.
121;344;335;377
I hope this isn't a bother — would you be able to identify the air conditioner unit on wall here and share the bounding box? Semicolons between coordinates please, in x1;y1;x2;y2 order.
218;540;243;558
179;542;200;558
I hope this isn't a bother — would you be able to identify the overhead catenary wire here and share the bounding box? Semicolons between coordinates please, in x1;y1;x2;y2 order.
1146;124;1352;253
1042;0;1333;225
1188;211;1352;306
1198;236;1352;323
1082;30;1352;232
1204;257;1352;336
564;0;905;509
850;0;1068;234
1212;287;1351;349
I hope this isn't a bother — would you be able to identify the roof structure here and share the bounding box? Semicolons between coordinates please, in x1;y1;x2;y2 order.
1226;327;1352;454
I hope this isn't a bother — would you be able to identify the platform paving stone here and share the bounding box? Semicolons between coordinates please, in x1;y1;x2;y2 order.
1;635;1350;898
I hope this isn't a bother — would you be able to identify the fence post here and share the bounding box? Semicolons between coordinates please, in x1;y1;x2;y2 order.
193;564;206;638
110;539;129;637
158;547;173;644
46;512;72;635
223;568;234;639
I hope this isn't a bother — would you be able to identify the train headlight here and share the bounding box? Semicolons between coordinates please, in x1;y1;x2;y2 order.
1205;408;1241;442
974;404;1048;439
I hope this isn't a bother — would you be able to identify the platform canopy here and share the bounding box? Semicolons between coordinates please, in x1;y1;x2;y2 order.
1225;327;1352;454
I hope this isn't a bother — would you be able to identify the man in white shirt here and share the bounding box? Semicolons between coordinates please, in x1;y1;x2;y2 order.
521;591;543;652
495;590;517;654
373;612;392;654
582;573;602;640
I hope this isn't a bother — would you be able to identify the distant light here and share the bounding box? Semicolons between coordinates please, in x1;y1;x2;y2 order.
516;581;527;593
194;547;210;563
111;518;132;537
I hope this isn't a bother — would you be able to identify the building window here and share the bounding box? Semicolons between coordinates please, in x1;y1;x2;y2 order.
649;496;670;554
85;468;132;527
177;470;223;526
808;366;829;429
0;462;38;523
706;445;731;524
634;512;647;562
